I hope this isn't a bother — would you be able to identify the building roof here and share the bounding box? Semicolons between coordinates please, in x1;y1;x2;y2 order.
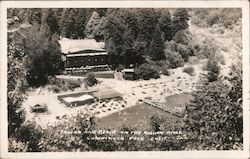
92;88;122;100
58;38;105;54
121;69;135;73
66;52;108;57
63;94;94;103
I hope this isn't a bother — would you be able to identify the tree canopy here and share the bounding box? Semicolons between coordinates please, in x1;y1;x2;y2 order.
23;24;62;86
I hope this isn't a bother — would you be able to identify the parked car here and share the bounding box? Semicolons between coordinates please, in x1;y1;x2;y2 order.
30;103;48;113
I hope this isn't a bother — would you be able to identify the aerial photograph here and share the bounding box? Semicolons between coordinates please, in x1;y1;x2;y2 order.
7;7;243;152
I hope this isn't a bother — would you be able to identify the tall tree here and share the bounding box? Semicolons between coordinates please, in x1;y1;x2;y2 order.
42;9;59;34
23;24;62;86
120;9;141;66
120;9;139;39
136;9;158;49
84;11;101;39
158;9;173;41
60;9;87;39
73;9;87;39
101;9;127;67
27;8;42;24
60;9;75;38
172;8;189;35
149;24;165;60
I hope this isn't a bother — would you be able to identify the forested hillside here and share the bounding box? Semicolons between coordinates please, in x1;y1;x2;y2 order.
8;8;191;67
8;8;200;87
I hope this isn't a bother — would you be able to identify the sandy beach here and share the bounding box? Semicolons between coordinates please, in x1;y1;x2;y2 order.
23;61;203;128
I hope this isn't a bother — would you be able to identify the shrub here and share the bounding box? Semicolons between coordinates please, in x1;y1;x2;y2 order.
150;114;164;132
39;113;95;152
8;93;26;137
216;27;225;34
48;85;61;93
193;8;241;29
17;121;42;152
47;77;83;92
85;73;98;87
173;29;192;46
8;137;28;152
18;121;42;141
176;43;192;62
188;56;199;65
165;39;195;66
221;45;229;52
8;42;26;137
214;52;226;65
134;62;160;80
165;49;185;69
195;37;218;59
67;79;81;91
161;65;170;76
193;44;201;54
205;56;220;82
207;10;220;26
191;15;207;27
219;9;241;28
155;60;170;76
164;40;177;51
117;64;125;72
183;66;195;76
228;61;242;103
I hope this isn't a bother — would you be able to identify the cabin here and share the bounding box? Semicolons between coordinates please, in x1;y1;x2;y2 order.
57;88;123;107
121;69;135;80
57;91;95;107
58;38;109;71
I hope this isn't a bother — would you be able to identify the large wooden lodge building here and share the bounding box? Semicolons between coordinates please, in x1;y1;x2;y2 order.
58;38;109;71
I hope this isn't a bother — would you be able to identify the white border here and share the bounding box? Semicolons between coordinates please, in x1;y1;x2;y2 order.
0;1;249;159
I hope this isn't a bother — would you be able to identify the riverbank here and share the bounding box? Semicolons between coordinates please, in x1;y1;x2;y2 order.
23;60;203;128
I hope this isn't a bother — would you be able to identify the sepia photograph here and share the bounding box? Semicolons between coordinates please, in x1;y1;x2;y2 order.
0;1;249;159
